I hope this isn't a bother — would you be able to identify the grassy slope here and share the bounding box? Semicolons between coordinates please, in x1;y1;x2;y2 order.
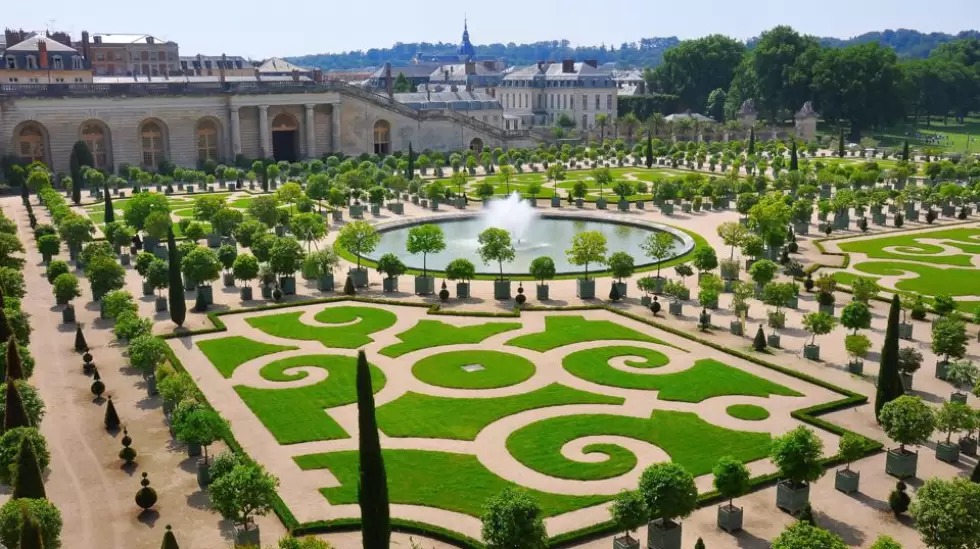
197;336;298;378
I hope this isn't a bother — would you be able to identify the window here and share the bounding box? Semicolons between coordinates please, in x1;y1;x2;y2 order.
196;119;219;163
7;77;18;83
26;56;38;70
607;94;613;110
140;121;165;168
114;52;122;61
55;77;64;83
582;94;588;110
550;95;554;109
5;56;15;69
141;51;149;61
373;120;391;155
17;124;46;163
29;78;39;83
82;122;109;169
595;94;600;110
73;56;83;70
96;53;105;61
52;56;63;70
583;114;589;129
74;77;83;83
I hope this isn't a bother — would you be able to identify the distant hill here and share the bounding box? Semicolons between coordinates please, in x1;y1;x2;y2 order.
288;29;978;71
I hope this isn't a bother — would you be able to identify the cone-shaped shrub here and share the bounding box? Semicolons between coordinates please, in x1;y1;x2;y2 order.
753;325;767;351
875;294;904;420
0;310;11;344
104;396;120;431
11;436;45;500
356;350;389;549
161;524;180;549
343;275;356;296
609;283;620;301
4;381;31;430
73;325;88;352
5;339;24;381
694;539;705;549
17;512;43;549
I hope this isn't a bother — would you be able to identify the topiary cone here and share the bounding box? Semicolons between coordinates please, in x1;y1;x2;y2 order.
18;512;44;549
104;396;121;431
74;325;88;352
135;472;158;510
343;275;356;296
753;325;767;352
161;524;180;549
4;380;31;430
11;435;46;500
5;338;25;381
0;309;12;343
694;538;705;549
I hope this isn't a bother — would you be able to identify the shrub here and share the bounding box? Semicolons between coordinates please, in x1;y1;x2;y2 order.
52;273;81;304
375;253;407;280
101;290;137;320
897;347;923;374
85;256;126;298
878;395;936;452
638;462;697;525
911;478;980;549
769;426;824;487
112;312;153;341
0;427;49;481
209;462;280;530
209;450;245;484
0;381;44;427
0;498;62;549
528;256;556;284
445;258;476;283
127;335;170;376
45;260;70;285
480;487;548;549
771;522;847;549
889;481;910;516
157;372;195;405
37;234;60;258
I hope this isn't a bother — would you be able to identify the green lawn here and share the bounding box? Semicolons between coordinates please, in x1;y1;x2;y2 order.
726;404;771;421
376;383;623;440
831;271;880;287
234;354;385;444
294;449;610;517
505;410;772;481
411;350;536;389
562;347;800;402
838;228;980;267
876;117;980;154
246;306;398;348
197;336;298;378
854;261;980;296
506;316;669;352
380;319;522;357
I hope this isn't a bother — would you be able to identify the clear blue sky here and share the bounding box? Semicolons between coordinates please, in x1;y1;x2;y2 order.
4;0;978;59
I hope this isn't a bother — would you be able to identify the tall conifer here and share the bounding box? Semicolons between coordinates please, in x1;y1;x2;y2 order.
167;228;186;327
875;294;905;420
12;436;46;500
356;350;389;549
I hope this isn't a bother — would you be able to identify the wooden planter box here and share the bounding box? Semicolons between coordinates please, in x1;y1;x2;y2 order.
819;303;835;316
577;279;596;299
775;480;810;515
613;534;639;549
848;360;864;375
669;301;683;316
62;305;75;324
900;372;913;391
382;277;399;293
596;198;608;210
803;344;820;361
155;297;168;312
455;282;470;298
885;448;918;479
617;200;629;212
279;277;296;295
730;320;743;336
767;333;781;348
494;280;512;300
835;469;860;494
717;504;743;533
613;282;627;298
899;322;913;340
936;441;960;464
551;197;561;208
414;276;434;295
240;287;253;301
959;437;978;457
390;202;405;214
317;274;334;292
332;210;343;222
349;268;368;288
936;361;949;380
234;525;260;548
536;284;549;300
646;519;682;549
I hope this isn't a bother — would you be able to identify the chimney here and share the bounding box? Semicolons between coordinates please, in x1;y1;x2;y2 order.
81;31;91;63
312;68;323;83
536;61;545;71
291;69;299;82
464;60;475;75
219;53;227;83
254;67;261;81
426;83;430;101
465;76;472;93
562;59;574;73
384;62;393;98
93;35;101;45
38;40;48;69
146;36;154;45
584;59;598;69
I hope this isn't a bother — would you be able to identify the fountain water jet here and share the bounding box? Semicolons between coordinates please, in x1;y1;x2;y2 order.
481;192;538;243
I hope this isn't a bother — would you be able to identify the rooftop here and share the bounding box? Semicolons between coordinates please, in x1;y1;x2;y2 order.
504;61;610;81
91;33;174;45
256;57;310;73
394;89;500;110
5;34;77;53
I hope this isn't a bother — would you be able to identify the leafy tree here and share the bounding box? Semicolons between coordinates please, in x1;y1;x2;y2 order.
911;477;980;549
355;350;389;549
932;315;968;363
717;221;748;259
173;407;225;463
607;252;635;282
480;488;547;549
84;256;125;300
209;462;279;533
713;456;750;508
748;259;778;287
771;522;848;549
44;261;70;285
0;498;62;549
268;237;305;279
802;312;836;345
566;231;607;280
637;462;698;527
528;257;556;285
837;432;866;472
936;401;972;445
692;246;719;274
769;426;825;487
375;253;407;280
181;247;221;287
126;335;170;376
211;207;244;239
57;214;95;252
478;228;516;281
879;396;936;452
641;232;676;279
840;300;872;334
289;213;326;251
123;192;170;231
651;34;746;112
52;273;81;305
446;258;476;283
406;224;446;277
247;195;281;228
850;277;880;302
101;290;137;320
336;221;380;272
609;490;646;542
275;182;304;213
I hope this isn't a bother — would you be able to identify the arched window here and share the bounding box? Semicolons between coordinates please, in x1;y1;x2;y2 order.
373;120;390;155
196;119;219;163
17;124;46;163
140;121;165;168
81;122;109;169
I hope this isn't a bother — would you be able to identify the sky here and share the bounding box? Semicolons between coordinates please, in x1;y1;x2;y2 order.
4;0;979;59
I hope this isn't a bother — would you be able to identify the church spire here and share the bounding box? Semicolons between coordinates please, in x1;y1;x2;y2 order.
457;16;476;60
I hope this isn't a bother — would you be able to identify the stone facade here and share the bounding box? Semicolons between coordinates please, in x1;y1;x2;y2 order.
500;60;617;131
795;101;818;141
0;80;536;174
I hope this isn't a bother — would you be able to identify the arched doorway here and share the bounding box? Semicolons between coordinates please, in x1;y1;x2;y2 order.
196;118;221;164
469;138;483;154
373;120;390;155
15;123;48;165
80;121;111;170
271;114;299;162
139;119;168;169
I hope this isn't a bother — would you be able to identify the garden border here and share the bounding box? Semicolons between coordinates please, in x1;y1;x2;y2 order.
160;296;882;547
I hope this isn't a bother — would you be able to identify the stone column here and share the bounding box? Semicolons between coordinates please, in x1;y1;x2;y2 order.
229;106;242;158
304;104;316;159
331;103;342;154
258;105;271;159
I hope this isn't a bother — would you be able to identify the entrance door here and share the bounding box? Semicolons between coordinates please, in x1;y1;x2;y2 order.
272;131;298;162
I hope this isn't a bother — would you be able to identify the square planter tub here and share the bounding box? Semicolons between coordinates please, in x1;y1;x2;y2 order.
717;504;743;533
775;480;810;515
885;448;918;479
835;469;860;494
577;279;596;299
494;280;512;300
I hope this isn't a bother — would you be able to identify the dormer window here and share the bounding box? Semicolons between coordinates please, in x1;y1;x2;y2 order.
26;56;38;70
5;56;15;69
72;56;84;70
52;56;63;70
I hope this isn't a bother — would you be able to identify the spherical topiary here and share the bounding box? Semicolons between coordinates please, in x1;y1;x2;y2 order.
515;283;527;305
439;281;449;301
135;472;158;510
651;296;661;315
90;368;105;398
119;428;136;465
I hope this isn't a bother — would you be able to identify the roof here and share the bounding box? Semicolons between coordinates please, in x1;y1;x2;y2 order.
92;74;313;84
665;112;715;123
91;33;173;45
256;57;309;73
371;64;440;79
393;90;500;110
428;62;503;82
179;54;249;63
504;61;610;81
5;35;77;53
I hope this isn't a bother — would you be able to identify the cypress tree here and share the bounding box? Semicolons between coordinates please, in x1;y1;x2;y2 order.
12;436;46;500
875;294;905;420
104;396;120;431
753;325;767;351
161;524;180;549
0;309;12;343
4;381;31;430
747;129;755;155
69;141;93;205
167;228;186;327
789;139;799;171
74;325;88;352
20;177;29;206
18;511;44;549
406;142;415;180
902;139;910;162
838;130;845;158
5;338;24;381
645;132;653;168
104;184;114;223
356;350;389;549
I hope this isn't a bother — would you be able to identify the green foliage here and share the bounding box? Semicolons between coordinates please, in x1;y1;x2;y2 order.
336;220;380;270
126;335;170;375
932;315;968;362
84;256;126;298
769;426;825;485
123;191;170;230
911;478;980;549
113;311;153;341
879;395;936;450
748;259;778;286
375;253;407;279
445;258;476;282
0;381;44;427
44;260;70;285
844;334;871;360
406;224;446;277
480;488;547;549
607;252;635;281
565;231;607;279
51;273;81;304
876;295;905;419
478;228;516;280
11;434;45;500
771;522;847;549
0;428;48;481
232;254;260;284
638;462;697;523
101;290;137;320
209;462;280;529
269;237;306;277
217;244;238;271
712;455;751;504
802;312;837;344
0;498;62;549
181;246;221;286
609;489;646;537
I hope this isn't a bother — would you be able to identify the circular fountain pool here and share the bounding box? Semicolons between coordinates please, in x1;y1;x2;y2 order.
364;213;695;277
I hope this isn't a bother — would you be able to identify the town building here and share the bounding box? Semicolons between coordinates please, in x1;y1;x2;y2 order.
81;33;179;76
1;32;92;84
179;54;251;77
394;90;503;129
499;60;617;131
612;69;645;96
